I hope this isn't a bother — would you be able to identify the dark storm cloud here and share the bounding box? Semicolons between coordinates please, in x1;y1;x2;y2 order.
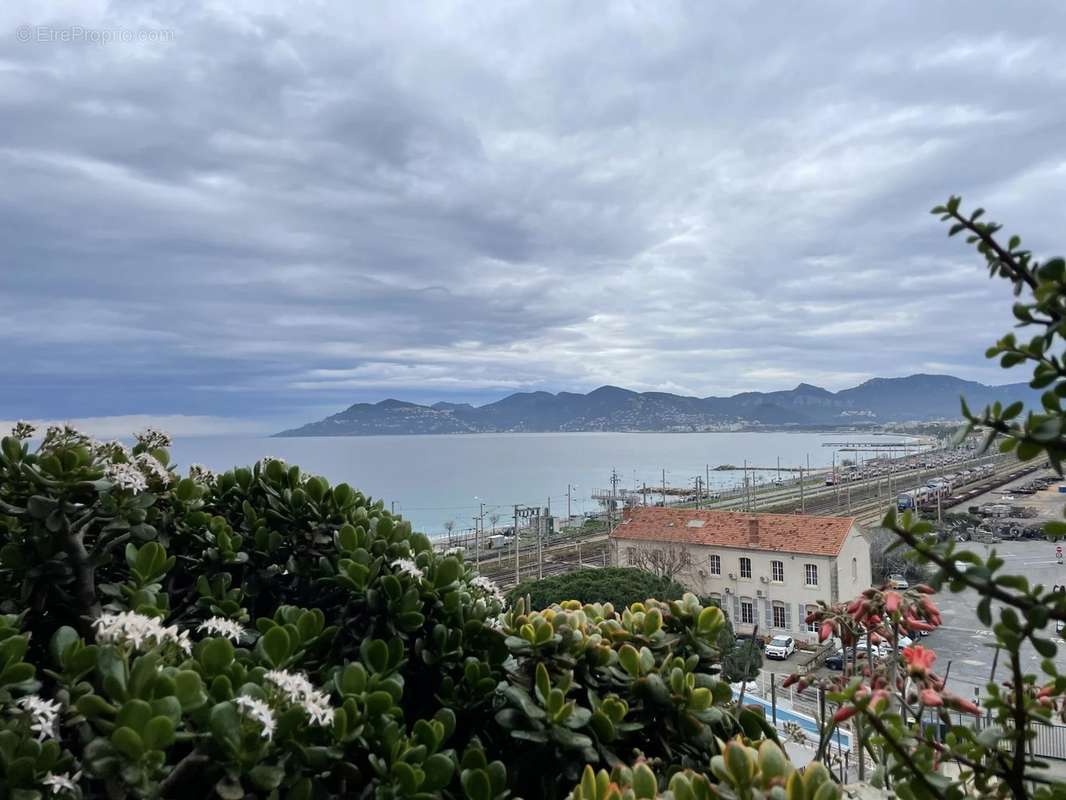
2;0;1065;431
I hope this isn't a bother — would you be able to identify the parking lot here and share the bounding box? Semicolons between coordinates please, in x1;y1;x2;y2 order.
758;545;1066;700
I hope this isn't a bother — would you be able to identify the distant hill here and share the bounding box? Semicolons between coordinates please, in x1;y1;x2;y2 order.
274;374;1039;437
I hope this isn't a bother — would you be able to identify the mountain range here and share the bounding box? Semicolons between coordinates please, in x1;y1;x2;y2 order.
274;374;1039;437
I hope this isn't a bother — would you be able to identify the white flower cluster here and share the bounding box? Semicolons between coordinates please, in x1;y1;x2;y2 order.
135;452;173;487
41;771;79;796
93;611;191;656
197;616;246;643
16;695;62;741
11;420;36;440
469;574;506;605
134;427;172;450
263;669;335;727
235;695;276;741
104;462;148;493
391;558;424;580
188;463;215;483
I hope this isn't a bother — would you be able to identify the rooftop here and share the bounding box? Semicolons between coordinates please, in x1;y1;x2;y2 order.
612;508;858;557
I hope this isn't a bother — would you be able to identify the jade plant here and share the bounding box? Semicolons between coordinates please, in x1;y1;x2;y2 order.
0;428;783;798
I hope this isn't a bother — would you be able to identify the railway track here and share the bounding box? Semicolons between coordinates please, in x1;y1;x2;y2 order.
472;457;1047;589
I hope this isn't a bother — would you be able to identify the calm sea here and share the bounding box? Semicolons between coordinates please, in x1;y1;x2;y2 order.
168;432;903;536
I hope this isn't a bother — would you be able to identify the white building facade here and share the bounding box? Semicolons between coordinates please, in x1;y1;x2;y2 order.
609;508;872;643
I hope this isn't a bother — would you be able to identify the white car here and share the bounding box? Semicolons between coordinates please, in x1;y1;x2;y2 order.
888;574;909;590
765;635;796;660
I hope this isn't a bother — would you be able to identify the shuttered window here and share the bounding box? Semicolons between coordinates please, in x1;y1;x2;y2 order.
740;598;754;625
772;602;786;629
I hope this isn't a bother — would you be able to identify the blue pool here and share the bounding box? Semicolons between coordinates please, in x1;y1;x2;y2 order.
734;690;852;752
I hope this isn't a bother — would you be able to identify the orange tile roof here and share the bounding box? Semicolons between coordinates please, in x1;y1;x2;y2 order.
611;508;857;557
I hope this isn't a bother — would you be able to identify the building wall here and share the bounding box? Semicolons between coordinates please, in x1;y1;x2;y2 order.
611;523;871;643
835;525;873;602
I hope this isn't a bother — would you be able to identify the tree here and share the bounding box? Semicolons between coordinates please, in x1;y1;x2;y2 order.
867;526;926;584
507;567;687;610
628;543;694;581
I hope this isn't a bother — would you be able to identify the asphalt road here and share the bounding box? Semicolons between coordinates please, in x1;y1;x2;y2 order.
757;539;1066;703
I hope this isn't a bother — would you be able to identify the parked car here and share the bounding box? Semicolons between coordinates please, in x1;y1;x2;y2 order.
765;635;796;660
888;574;909;590
854;637;884;658
824;649;845;670
880;635;914;657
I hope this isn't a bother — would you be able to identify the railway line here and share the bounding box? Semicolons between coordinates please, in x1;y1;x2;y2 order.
469;452;1047;590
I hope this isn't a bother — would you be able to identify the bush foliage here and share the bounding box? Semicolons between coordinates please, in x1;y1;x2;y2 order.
0;432;805;800
507;568;686;611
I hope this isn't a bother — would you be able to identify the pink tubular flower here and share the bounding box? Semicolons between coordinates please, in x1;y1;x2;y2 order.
945;694;980;715
920;688;944;707
883;591;901;614
782;673;801;689
905;619;936;634
834;705;858;723
820;621;835;642
848;599;867;621
902;645;937;676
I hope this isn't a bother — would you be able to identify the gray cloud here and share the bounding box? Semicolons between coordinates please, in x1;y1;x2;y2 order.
1;1;1064;427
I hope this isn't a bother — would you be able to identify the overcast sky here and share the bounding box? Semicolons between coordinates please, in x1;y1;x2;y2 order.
2;1;1064;433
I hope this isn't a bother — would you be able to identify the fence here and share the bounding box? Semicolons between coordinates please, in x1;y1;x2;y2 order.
934;711;1066;762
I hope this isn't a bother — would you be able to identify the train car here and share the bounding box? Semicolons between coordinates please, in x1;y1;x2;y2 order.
897;491;917;511
916;487;939;510
926;480;949;499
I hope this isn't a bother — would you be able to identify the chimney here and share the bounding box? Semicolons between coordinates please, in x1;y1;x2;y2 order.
748;517;759;546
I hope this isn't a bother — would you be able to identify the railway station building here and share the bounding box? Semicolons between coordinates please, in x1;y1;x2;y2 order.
608;508;872;643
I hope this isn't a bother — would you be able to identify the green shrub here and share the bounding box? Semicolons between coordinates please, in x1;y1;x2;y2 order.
0;429;782;799
566;739;838;800
507;567;687;611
